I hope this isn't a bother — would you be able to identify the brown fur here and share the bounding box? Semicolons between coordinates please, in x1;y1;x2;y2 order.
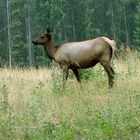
32;27;116;89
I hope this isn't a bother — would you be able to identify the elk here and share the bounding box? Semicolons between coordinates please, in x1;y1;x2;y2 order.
32;27;116;89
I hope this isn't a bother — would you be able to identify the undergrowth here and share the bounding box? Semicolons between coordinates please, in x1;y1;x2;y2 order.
0;52;140;140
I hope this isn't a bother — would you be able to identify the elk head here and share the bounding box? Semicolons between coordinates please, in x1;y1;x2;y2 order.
32;27;52;46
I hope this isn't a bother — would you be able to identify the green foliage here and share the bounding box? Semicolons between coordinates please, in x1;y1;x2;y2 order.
80;65;104;80
1;84;9;114
0;0;140;67
84;0;96;39
134;1;140;49
52;68;64;94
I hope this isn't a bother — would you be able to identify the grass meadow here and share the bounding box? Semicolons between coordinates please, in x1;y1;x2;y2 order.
0;52;140;140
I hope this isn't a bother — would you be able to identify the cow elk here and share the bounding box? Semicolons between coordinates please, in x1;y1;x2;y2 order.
32;27;116;89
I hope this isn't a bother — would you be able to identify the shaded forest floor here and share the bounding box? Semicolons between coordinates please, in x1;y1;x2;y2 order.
0;52;140;140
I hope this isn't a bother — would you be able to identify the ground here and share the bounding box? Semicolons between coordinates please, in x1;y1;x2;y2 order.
0;52;140;140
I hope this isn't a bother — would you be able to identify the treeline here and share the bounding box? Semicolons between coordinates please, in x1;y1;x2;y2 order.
0;0;140;68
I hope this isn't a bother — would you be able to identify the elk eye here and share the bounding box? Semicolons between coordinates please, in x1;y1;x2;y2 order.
41;36;44;39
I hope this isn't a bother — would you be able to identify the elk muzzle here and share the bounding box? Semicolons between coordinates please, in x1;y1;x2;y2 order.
32;40;38;45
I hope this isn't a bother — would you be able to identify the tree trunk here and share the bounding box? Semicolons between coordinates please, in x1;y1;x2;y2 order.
63;19;68;41
110;0;116;39
27;11;33;67
6;0;12;68
123;3;129;46
71;2;76;40
25;3;33;67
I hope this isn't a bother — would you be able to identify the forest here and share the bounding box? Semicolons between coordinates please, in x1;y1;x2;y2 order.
0;0;140;68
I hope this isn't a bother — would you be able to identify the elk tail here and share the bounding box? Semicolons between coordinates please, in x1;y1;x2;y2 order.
102;37;116;59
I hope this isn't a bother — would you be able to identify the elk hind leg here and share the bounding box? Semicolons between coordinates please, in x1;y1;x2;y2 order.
101;62;115;89
72;69;81;83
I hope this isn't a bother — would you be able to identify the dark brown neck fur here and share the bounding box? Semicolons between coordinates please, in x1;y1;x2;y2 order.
43;42;58;60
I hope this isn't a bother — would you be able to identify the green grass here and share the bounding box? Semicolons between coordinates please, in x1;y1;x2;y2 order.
0;52;140;140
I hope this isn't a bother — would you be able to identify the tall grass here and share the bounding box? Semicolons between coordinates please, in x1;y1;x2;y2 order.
0;51;140;140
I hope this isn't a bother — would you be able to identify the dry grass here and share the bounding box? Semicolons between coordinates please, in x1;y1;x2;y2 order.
0;52;140;139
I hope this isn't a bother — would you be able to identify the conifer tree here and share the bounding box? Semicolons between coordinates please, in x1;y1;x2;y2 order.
134;1;140;49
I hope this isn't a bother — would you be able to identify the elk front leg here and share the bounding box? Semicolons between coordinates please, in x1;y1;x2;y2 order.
62;66;69;88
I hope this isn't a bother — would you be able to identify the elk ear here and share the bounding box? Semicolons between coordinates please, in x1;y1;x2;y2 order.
46;32;52;41
46;27;51;33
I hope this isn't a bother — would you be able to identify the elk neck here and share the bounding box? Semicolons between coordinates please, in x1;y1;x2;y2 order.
43;42;57;60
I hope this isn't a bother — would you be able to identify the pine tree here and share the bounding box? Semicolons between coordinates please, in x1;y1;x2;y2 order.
24;0;34;67
134;1;140;49
84;0;96;39
0;0;7;66
10;0;27;67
